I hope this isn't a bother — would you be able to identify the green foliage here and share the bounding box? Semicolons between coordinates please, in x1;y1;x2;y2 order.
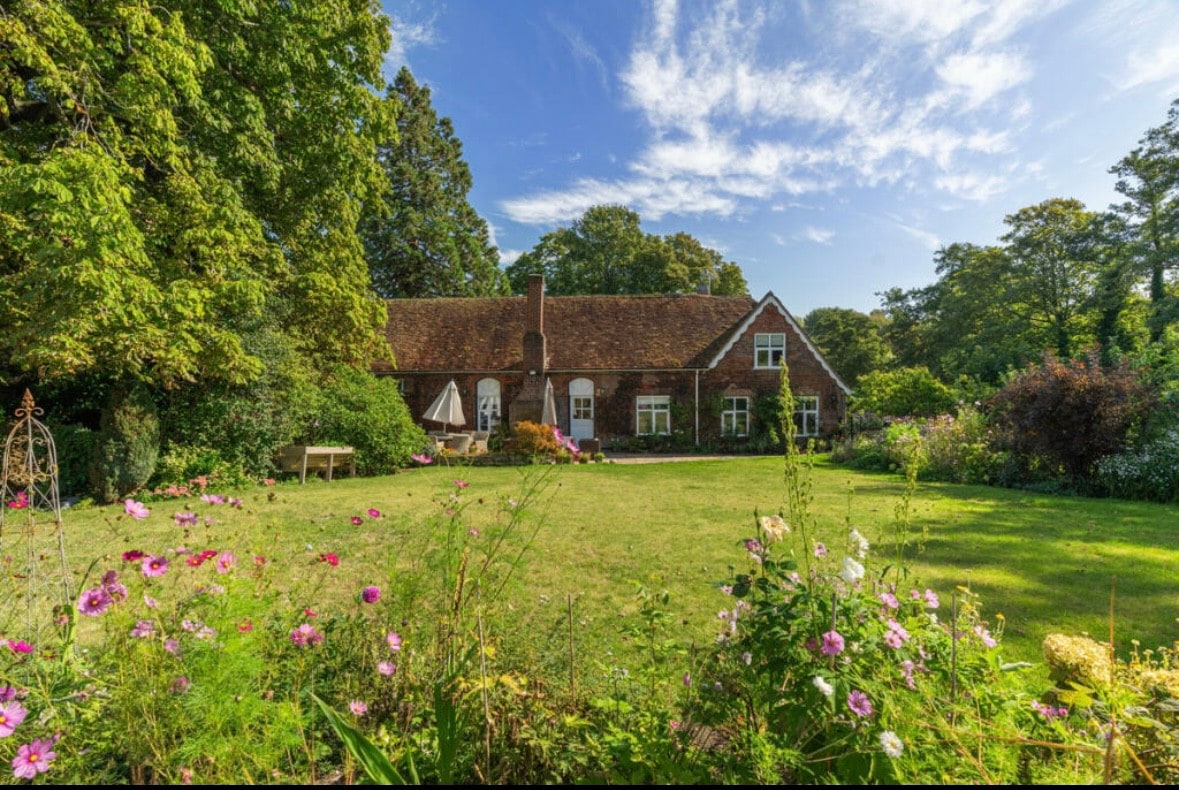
159;327;321;479
50;423;97;498
989;352;1155;480
919;405;1000;485
151;444;252;491
1093;429;1179;503
0;0;395;388
506;205;748;296
363;67;507;298
802;307;892;386
314;366;425;475
852;366;956;417
88;382;160;503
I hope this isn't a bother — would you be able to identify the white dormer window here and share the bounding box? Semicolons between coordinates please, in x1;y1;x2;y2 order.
754;333;785;369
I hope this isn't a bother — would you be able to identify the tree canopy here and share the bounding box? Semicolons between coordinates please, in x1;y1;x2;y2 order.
801;307;892;386
505;205;748;296
362;67;507;299
0;0;396;386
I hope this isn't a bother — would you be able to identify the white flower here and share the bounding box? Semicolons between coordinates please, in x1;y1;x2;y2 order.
840;557;865;584
759;514;789;543
928;613;939;625
813;675;834;698
849;529;870;559
880;730;904;758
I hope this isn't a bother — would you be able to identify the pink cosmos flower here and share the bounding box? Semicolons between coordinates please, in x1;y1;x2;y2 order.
7;641;32;655
264;478;276;486
386;631;402;652
349;700;368;717
173;512;198;527
361;586;381;604
924;589;940;609
0;688;15;703
304;608;317;618
102;571;128;601
253;555;268;567
814;542;827;557
78;587;113;617
290;623;323;648
318;553;339;567
454;479;469;489
227;497;243;508
237;619;254;633
170;676;190;694
7;491;28;510
165;639;181;656
185;555;204;568
200;494;225;505
214;551;236;574
122;550;145;562
350;516;363;526
0;700;28;737
973;625;998;649
900;660;918;690
411;453;432;464
883;630;904;649
130;620;155;639
847;690;873;717
378;661;397;676
887;619;910;642
468;528;480;537
820;630;845;656
878;592;899;610
142;556;170;577
124;499;150;520
367;508;381;519
11;738;55;779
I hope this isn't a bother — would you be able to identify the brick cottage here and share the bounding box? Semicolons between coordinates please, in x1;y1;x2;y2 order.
378;275;850;447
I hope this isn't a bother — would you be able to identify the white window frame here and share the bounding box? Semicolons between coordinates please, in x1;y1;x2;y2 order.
721;396;749;437
476;378;501;433
794;395;819;437
635;395;671;436
754;333;786;369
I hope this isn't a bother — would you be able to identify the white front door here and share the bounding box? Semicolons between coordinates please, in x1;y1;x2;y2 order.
569;378;594;440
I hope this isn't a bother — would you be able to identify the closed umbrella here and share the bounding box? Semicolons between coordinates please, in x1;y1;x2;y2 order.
541;378;558;426
423;380;466;432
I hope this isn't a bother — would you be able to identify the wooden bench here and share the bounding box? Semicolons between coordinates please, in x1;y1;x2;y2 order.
279;446;356;484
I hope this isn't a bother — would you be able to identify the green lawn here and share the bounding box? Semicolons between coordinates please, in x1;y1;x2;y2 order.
54;456;1179;666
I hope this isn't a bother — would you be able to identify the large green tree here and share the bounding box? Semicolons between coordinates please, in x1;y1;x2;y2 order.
0;0;396;386
801;307;892;386
362;66;507;298
1110;98;1179;342
506;204;748;296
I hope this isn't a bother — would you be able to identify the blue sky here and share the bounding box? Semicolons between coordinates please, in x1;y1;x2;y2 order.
380;0;1179;315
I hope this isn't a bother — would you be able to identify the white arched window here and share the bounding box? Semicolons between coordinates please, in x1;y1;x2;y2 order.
476;378;501;432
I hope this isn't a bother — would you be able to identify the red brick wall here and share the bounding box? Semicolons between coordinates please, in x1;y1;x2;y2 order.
386;303;847;443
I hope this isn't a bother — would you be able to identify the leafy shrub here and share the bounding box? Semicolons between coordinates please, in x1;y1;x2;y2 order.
151;445;253;491
314;366;425;475
851;366;956;418
88;382;160;503
989;352;1155;480
507;420;560;457
160;328;321;479
49;423;97;498
1093;429;1179;502
920;404;1000;484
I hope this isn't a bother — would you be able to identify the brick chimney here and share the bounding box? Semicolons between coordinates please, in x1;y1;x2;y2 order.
510;274;549;425
522;274;547;375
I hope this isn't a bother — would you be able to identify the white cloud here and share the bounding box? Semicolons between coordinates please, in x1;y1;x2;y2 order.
499;249;524;265
550;17;612;92
934;172;1008;201
802;226;834;244
1120;42;1179;91
501;0;1034;224
936;51;1032;109
384;12;439;75
894;222;941;250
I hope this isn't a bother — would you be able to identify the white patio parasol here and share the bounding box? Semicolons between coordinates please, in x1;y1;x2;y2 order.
423;380;466;431
541;378;558;426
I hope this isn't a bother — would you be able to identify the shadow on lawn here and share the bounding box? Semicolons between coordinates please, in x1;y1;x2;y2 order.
857;476;1179;656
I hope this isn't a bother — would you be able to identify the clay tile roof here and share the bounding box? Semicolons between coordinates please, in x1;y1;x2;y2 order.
381;294;758;372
